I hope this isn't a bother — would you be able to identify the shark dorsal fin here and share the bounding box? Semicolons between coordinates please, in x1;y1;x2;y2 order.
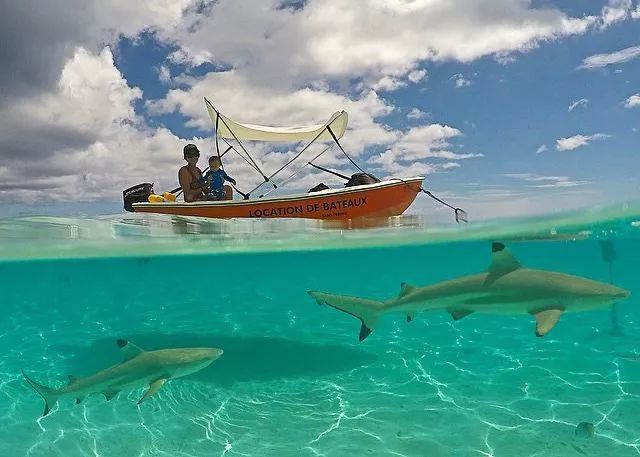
484;242;522;287
117;339;144;361
398;282;416;298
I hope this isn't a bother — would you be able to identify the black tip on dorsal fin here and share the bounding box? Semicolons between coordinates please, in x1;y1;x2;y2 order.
492;242;505;252
117;339;128;348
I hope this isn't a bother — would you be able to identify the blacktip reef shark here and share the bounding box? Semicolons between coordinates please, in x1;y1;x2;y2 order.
22;339;223;417
309;242;630;341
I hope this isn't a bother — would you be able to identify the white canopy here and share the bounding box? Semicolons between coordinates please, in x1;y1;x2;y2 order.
205;98;348;142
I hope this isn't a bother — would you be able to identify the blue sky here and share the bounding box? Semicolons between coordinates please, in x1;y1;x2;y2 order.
0;0;638;218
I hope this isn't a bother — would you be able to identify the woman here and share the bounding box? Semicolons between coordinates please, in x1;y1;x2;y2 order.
178;144;208;202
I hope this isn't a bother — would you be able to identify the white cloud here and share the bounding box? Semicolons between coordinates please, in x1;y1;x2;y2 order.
451;73;472;88
436;186;603;220
0;47;191;202
633;6;640;18
494;52;517;65
407;69;427;83
555;133;611;151
568;98;589;111
159;0;599;90
600;0;634;28
504;173;589;188
369;124;482;175
4;0;637;204
624;93;640;108
579;45;640;69
536;144;548;154
147;69;397;156
371;75;407;92
158;65;172;84
407;108;428;120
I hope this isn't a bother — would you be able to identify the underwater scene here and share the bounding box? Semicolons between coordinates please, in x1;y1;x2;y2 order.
1;204;639;457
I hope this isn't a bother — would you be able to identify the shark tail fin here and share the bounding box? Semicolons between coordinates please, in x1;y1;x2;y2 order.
308;290;385;342
21;370;58;417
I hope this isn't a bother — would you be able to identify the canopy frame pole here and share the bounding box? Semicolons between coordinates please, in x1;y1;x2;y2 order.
326;125;369;176
205;98;269;182
247;122;334;197
215;112;220;158
218;136;263;174
258;144;335;199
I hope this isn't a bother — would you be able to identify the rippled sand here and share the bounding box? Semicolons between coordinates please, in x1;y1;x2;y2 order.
0;208;639;456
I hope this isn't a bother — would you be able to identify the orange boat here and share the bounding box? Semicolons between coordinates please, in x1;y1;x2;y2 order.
131;177;424;220
124;99;466;222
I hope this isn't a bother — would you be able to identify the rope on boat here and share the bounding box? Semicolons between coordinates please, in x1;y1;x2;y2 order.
392;176;467;223
419;188;468;223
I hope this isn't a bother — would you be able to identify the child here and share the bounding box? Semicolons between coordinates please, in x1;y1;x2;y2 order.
201;156;236;200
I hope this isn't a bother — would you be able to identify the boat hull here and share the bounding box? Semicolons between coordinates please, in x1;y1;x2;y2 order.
132;177;424;220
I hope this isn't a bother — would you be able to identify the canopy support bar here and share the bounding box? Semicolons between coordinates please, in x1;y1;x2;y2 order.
206;98;269;181
247;122;336;197
258;144;334;199
326;125;368;176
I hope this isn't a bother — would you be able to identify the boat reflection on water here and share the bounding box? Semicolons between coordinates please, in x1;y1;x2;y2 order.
318;215;425;230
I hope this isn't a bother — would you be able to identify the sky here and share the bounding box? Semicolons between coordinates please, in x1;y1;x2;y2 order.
0;0;638;219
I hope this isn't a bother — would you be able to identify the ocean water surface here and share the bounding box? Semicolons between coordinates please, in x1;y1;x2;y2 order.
1;202;639;456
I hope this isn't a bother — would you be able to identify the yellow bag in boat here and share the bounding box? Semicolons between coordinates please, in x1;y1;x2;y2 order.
162;192;177;202
148;194;165;203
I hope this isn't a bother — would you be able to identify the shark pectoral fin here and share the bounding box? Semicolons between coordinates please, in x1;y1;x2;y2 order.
450;310;474;321
137;378;167;405
104;391;119;401
484;242;522;287
406;314;414;323
117;339;145;361
532;309;563;337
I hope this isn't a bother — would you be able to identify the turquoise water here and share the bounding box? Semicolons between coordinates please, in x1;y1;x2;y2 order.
1;204;639;456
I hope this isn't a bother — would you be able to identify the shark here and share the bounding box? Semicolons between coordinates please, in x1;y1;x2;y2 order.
308;242;630;341
22;339;223;417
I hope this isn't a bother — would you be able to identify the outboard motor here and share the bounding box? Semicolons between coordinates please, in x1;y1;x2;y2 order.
344;173;380;187
123;183;154;212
